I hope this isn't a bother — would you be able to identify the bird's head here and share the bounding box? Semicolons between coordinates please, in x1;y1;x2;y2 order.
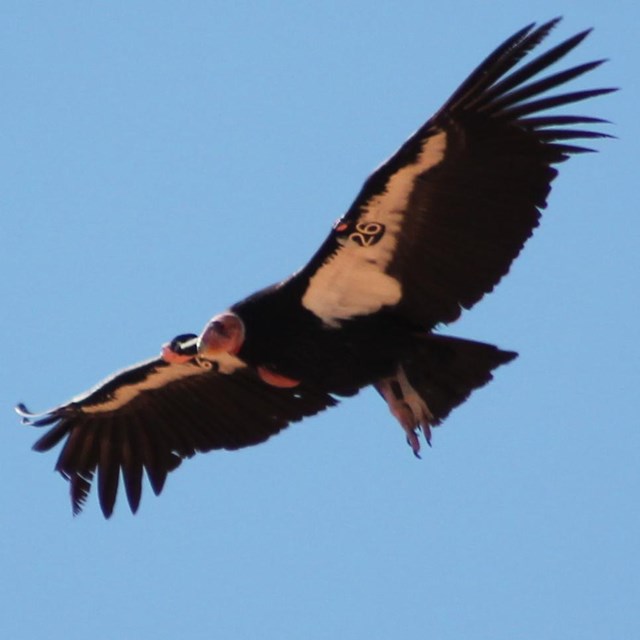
197;312;245;358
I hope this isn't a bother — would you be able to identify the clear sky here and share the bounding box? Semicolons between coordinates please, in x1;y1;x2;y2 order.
2;2;638;639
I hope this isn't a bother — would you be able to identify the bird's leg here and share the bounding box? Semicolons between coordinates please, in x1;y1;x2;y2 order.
375;366;434;457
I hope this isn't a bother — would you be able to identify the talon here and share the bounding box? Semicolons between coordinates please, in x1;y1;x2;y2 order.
376;365;435;455
407;432;422;458
421;422;432;447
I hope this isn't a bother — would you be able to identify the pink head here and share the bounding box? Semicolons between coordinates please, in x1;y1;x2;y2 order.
197;312;246;358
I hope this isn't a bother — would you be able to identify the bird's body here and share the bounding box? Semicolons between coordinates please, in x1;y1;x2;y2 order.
18;19;614;517
232;280;416;392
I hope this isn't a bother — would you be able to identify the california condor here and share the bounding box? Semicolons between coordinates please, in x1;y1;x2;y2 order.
18;19;614;517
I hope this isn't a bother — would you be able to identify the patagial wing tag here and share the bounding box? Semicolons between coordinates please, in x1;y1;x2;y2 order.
334;220;386;247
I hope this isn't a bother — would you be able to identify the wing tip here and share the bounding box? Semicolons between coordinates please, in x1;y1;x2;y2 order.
439;17;612;131
16;402;52;425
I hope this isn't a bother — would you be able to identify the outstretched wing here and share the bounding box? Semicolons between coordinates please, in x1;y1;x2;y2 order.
18;351;336;517
299;19;614;328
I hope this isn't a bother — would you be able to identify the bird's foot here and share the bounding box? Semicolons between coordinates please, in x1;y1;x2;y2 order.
376;366;434;457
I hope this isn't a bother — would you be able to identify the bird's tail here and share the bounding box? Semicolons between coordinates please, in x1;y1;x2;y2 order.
375;335;516;455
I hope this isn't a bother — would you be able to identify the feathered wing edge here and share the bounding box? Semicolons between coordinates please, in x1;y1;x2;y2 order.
17;360;338;518
350;18;615;214
18;19;617;516
297;19;615;331
386;19;616;327
432;18;616;167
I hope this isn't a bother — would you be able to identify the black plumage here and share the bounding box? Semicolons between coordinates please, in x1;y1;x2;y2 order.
18;19;614;517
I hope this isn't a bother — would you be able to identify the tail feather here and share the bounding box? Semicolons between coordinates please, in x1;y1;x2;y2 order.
405;334;517;426
375;334;516;454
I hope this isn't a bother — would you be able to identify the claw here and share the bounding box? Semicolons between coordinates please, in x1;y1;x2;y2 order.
376;365;435;455
407;432;422;458
421;422;432;447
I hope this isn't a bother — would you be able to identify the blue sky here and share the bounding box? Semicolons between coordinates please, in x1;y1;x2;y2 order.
2;2;638;639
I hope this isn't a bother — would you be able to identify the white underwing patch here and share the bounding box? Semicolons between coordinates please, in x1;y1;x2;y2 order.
79;353;246;414
302;130;447;325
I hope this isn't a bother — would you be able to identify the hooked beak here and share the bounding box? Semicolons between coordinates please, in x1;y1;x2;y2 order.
197;312;245;358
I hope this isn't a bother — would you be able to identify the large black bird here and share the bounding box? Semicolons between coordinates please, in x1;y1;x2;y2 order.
18;19;614;517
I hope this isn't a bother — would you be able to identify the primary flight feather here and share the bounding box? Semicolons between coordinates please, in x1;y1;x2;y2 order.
18;19;614;517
